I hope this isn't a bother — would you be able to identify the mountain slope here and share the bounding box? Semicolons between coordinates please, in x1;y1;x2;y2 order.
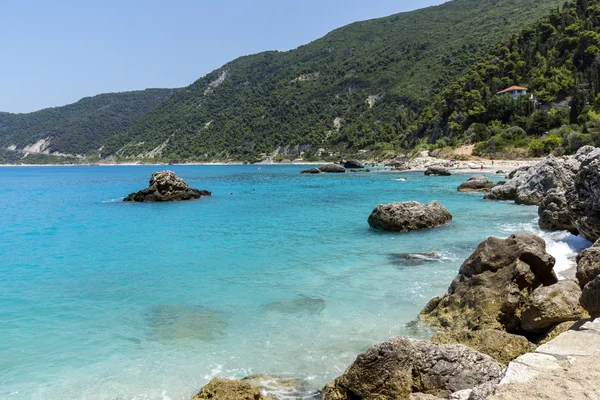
104;0;566;162
411;0;600;156
0;88;177;157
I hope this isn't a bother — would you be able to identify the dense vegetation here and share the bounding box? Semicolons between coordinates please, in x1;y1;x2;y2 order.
412;0;600;157
103;0;565;162
0;89;176;160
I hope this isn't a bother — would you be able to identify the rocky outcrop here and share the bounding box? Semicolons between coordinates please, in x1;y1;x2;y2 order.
321;337;502;400
431;330;536;365
485;156;575;205
344;160;364;169
565;147;600;242
368;201;452;232
420;233;558;333
124;171;210;202
457;175;494;192
581;276;600;318
537;190;577;233
300;167;322;174
424;166;451;176
576;247;600;288
319;164;346;173
520;280;588;333
191;378;264;400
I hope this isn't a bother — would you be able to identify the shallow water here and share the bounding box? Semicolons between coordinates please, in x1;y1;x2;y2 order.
0;165;586;399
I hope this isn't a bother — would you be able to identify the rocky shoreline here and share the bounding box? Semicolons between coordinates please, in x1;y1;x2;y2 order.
187;147;600;400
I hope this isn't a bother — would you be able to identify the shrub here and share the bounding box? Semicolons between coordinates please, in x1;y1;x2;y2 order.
528;134;562;157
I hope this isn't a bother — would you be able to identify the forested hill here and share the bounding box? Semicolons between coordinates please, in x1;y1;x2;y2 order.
103;0;565;162
0;88;176;157
411;0;600;157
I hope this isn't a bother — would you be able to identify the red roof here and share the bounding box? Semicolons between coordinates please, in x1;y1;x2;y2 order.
497;86;528;94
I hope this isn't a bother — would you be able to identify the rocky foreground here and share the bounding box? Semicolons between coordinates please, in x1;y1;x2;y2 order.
188;147;600;400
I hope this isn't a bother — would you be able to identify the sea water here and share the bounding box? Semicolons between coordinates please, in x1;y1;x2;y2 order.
0;165;589;399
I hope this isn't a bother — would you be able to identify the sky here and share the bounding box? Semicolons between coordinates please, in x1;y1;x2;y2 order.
0;0;445;113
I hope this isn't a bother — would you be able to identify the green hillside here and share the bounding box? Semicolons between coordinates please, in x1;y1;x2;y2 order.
412;0;600;157
0;88;176;158
104;0;566;162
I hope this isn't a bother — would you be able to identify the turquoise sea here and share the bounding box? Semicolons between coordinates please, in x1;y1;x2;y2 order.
0;165;585;399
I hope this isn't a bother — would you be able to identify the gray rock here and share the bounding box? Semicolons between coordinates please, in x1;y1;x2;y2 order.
318;164;346;173
566;148;600;242
581;275;600;318
321;337;502;400
300;168;321;174
425;166;451;176
124;171;210;202
420;233;558;333
538;190;577;233
458;176;495;192
520;280;588;333
344;160;364;169
368;201;452;232
576;247;600;288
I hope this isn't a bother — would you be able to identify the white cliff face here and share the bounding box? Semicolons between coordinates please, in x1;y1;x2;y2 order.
204;70;229;96
22;137;51;153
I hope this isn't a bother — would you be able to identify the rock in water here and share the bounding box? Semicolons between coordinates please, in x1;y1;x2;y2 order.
344;159;364;169
520;280;588;333
368;201;452;232
191;378;264;400
576;247;600;287
321;337;502;400
124;171;210;202
457;175;494;192
420;233;558;333
431;330;536;365
424;166;451;176
300;168;322;174
319;164;346;173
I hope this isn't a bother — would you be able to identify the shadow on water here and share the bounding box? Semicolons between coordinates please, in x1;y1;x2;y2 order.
145;304;229;342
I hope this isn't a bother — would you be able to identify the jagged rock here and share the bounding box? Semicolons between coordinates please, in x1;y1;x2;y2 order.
576;247;600;288
344;159;364;169
321;337;502;400
424;166;451;176
431;330;536;365
368;201;452;232
520;280;588;333
319;164;346;173
410;394;444;400
124;170;210;202
458;176;495;192
300;168;321;174
191;378;264;400
508;166;531;179
537;190;577;233
566;147;600;242
485;156;575;205
420;233;557;333
581;275;600;317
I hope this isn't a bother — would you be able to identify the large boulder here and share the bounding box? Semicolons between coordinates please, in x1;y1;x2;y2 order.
431;330;536;365
425;166;451;176
520;280;588;333
319;164;346;173
565;147;600;242
485;156;575;205
538;190;578;233
344;160;364;169
457;176;495;192
191;378;264;400
124;171;210;202
581;276;600;317
368;201;452;232
300;168;322;174
420;233;558;333
576;247;600;288
321;337;502;400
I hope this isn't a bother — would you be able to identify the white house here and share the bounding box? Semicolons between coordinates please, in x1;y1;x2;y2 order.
497;85;529;99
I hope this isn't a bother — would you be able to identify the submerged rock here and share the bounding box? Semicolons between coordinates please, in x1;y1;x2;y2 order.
263;295;326;314
457;175;494;192
424;166;451;176
321;337;502;400
390;251;441;266
145;304;228;342
344;159;364;169
420;233;558;333
431;329;536;365
124;170;210;202
191;378;264;400
319;164;346;173
368;201;452;232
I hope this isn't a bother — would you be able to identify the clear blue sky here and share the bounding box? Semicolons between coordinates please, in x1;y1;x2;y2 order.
1;0;444;113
